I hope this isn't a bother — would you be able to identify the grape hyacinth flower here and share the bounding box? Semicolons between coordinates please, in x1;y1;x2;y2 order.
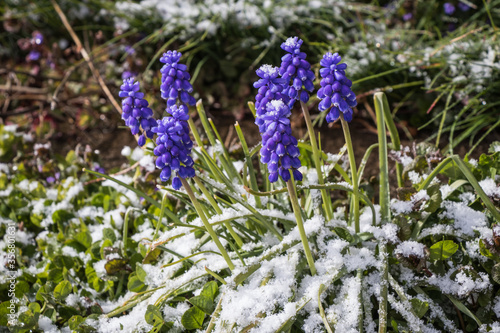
254;65;289;116
119;78;157;146
317;52;357;123
444;3;455;15
254;64;290;132
259;100;302;183
279;37;315;108
152;105;195;190
160;50;196;108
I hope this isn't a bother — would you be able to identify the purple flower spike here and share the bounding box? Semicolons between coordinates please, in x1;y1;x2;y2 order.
160;50;196;109
119;78;157;146
444;3;455;15
258;100;302;183
317;52;357;123
152;105;195;190
279;37;315;109
254;64;290;132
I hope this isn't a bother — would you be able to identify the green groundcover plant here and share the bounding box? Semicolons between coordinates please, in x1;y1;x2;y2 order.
1;36;500;333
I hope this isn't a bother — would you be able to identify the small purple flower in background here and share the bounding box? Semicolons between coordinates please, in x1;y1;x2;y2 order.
152;105;195;190
124;45;135;55
46;176;55;184
279;37;315;108
458;2;470;12
27;50;40;62
160;50;196;108
121;71;137;80
258;100;302;183
403;12;413;21
119;78;157;146
33;32;43;45
93;163;106;174
317;52;357;123
444;3;455;15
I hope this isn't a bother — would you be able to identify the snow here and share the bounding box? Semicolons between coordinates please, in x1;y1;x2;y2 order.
440;200;488;237
38;316;60;333
327;276;362;333
139;154;155;172
391;190;430;215
218;251;300;330
427;268;491;298
494;296;500;319
479;178;500;198
395;241;427;259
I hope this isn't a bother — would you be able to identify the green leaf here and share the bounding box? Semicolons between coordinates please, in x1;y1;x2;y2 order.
189;295;214;314
492;263;500;284
68;315;85;330
479;239;500;262
15;281;30;299
410;298;429;318
181;306;205;330
136;264;147;282
447;295;482;326
75;231;92;249
200;281;218;301
127;273;147;292
52;210;74;225
0;302;12;326
102;228;116;243
54;280;72;300
47;268;63;283
333;227;353;242
104;259;128;275
429;240;458;261
145;304;164;327
425;184;442;213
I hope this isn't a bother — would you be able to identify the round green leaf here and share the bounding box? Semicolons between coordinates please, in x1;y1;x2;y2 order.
429;240;458;261
54;280;72;300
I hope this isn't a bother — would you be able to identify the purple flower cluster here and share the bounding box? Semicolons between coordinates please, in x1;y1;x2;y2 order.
254;65;289;116
254;65;290;132
160;50;196;108
317;52;357;123
259;100;302;183
444;2;455;15
152;105;195;190
279;37;315;108
119;78;157;146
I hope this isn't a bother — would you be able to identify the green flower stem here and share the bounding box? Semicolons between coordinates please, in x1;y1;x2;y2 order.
357;269;364;333
193;176;243;247
235;122;262;208
286;175;316;276
374;92;390;223
339;113;360;233
378;241;389;333
187;118;223;184
152;191;169;242
205;293;224;333
180;178;235;271
122;208;132;257
300;101;333;221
